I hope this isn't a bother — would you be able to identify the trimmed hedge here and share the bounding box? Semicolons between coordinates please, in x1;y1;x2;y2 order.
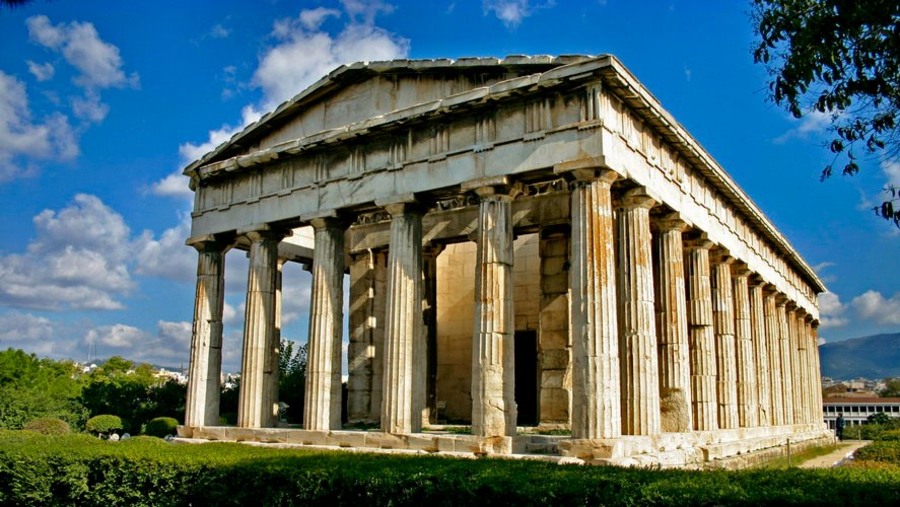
143;417;178;438
85;415;123;436
1;431;900;506
22;417;70;435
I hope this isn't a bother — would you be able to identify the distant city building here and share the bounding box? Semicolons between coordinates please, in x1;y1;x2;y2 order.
823;397;900;429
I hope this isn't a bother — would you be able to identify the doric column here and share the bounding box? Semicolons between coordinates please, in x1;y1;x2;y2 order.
616;188;660;436
777;299;794;425
652;214;692;433
685;235;717;431
185;237;227;428
568;170;621;439
764;291;784;425
380;202;425;434
796;311;810;424
749;280;772;426
238;228;284;428
810;320;824;425
711;252;738;430
469;181;518;438
422;244;444;427
304;217;346;431
732;265;758;428
347;250;387;424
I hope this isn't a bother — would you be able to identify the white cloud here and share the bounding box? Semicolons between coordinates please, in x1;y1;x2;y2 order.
253;2;409;111
71;89;109;122
209;23;231;39
81;320;193;365
851;290;900;326
882;160;900;187
27;15;139;90
150;172;193;199
133;219;195;281
0;71;78;182
774;110;831;144
85;323;143;348
0;312;54;344
27;60;55;81
483;0;540;28
0;194;189;311
818;291;848;328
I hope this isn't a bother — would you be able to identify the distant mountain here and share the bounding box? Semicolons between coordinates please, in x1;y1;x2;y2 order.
819;332;900;380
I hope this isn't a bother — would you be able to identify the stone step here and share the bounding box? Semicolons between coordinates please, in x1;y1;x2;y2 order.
523;442;559;454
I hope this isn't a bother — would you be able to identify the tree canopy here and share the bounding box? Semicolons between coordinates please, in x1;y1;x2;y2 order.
751;0;900;226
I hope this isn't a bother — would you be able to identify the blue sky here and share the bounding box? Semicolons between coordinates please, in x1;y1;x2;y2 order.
0;0;897;371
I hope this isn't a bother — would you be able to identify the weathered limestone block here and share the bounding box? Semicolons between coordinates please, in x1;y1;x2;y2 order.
616;188;660;436
776;300;794;425
567;170;621;439
347;250;387;424
539;226;571;424
470;182;517;437
795;312;810;424
238;229;284;429
711;254;738;430
652;215;692;433
185;239;226;427
685;236;717;431
305;218;345;431
381;202;426;434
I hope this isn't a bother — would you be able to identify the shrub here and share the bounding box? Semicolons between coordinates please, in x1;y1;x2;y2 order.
22;417;70;435
143;417;178;438
85;414;122;436
855;440;900;465
879;429;900;442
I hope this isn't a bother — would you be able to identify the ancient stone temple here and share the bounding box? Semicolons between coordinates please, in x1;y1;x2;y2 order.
180;55;830;467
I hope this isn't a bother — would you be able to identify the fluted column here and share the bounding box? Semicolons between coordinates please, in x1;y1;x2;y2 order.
238;228;284;428
470;183;518;438
380;202;425;434
764;292;784;425
616;188;660;436
777;299;794;425
749;280;771;426
732;265;758;428
568;171;621;439
810;321;824;425
685;236;717;431
652;214;692;433
711;253;738;429
304;217;345;431
185;238;227;428
796;311;810;424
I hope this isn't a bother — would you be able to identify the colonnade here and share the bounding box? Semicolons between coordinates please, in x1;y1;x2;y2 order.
184;172;824;441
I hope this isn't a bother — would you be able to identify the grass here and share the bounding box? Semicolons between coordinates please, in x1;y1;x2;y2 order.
761;443;844;469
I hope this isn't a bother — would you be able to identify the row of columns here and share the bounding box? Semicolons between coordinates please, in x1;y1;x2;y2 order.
185;170;823;441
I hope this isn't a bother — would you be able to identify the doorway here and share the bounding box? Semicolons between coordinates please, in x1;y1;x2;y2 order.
514;330;538;426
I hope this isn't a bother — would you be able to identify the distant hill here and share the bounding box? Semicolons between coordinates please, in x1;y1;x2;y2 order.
819;332;900;380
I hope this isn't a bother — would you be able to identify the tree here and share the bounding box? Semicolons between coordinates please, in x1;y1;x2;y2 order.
881;377;900;397
751;0;900;226
0;348;86;429
278;339;307;424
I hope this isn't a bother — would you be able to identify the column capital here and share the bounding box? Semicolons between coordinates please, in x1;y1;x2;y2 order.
652;212;689;233
461;176;523;199
186;234;232;253
237;223;290;243
683;232;714;251
374;194;424;217
731;261;752;278
553;157;622;183
710;247;734;265
775;293;789;306
616;186;657;210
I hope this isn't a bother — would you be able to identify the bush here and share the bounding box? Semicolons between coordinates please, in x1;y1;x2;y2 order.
22;417;70;435
143;417;178;438
855;440;900;465
85;414;122;436
878;429;900;442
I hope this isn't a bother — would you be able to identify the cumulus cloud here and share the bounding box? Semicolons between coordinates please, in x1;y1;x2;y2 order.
851;290;900;326
0;194;193;312
81;320;193;365
817;291;848;328
26;15;138;123
253;2;409;111
0;312;55;344
134;218;195;281
0;71;78;182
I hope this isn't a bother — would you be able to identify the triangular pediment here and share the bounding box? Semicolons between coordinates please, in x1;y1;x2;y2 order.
184;55;596;172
